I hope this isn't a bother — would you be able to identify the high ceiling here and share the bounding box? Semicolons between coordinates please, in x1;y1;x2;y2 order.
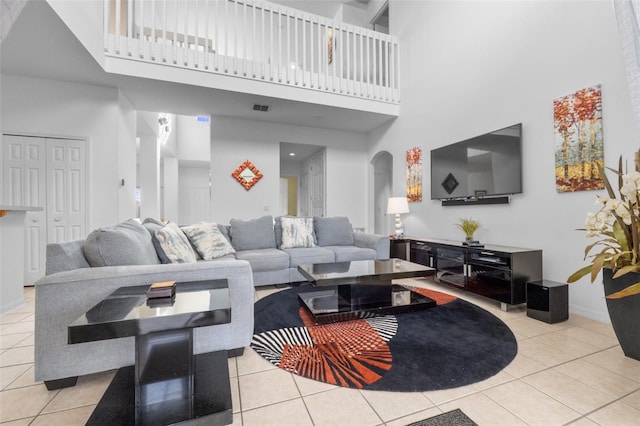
0;0;394;134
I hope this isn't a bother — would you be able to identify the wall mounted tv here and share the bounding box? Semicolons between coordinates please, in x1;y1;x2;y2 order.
430;123;522;204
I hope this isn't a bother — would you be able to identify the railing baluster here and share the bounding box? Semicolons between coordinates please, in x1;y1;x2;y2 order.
114;0;121;54
224;0;229;72
261;2;265;79
127;0;133;55
302;14;306;87
234;0;238;73
103;0;108;52
286;11;290;84
162;0;167;62
294;11;298;85
252;0;256;78
139;0;144;58
194;0;199;67
277;7;281;82
317;19;322;89
242;0;247;76
204;0;209;69
269;6;273;81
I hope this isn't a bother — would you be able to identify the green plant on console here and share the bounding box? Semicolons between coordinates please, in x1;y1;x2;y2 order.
567;156;640;299
455;218;481;241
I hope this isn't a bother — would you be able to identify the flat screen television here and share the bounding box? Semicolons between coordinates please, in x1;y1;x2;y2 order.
430;123;522;200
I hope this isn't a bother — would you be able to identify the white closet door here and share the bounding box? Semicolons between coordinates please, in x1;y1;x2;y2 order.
47;139;87;243
2;135;47;284
310;150;326;218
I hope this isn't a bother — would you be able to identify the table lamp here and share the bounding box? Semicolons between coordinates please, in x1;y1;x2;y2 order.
387;196;410;238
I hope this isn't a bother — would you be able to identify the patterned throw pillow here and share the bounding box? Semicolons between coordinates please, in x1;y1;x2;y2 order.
280;217;316;249
181;222;236;260
154;222;197;263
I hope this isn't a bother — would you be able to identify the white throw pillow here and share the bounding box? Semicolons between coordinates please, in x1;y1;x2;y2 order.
154;222;197;263
280;217;316;249
181;222;236;260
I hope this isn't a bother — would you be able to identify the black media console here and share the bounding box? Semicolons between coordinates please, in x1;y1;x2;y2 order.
406;238;542;310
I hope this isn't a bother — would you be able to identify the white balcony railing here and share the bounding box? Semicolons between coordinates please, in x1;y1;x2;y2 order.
104;0;399;103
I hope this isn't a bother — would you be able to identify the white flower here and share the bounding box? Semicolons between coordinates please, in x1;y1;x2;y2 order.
604;198;622;212
614;203;632;225
596;195;610;205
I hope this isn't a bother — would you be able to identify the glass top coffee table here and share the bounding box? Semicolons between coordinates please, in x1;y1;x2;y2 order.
297;258;436;323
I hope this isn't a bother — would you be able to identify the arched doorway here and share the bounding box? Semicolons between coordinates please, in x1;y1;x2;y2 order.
371;151;393;235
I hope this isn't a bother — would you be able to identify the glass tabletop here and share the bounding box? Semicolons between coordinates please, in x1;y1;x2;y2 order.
69;279;231;343
297;258;434;286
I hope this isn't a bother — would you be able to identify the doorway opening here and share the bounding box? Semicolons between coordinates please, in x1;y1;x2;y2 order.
371;150;393;235
280;142;326;217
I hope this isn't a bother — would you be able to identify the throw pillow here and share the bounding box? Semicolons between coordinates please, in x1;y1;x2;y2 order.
280;217;316;249
230;215;276;251
154;222;197;263
83;219;161;267
181;222;236;260
314;216;355;246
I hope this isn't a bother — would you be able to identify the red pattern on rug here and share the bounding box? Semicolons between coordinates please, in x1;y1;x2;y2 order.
277;308;393;388
409;286;457;305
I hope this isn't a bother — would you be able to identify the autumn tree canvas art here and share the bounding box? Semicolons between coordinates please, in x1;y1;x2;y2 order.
553;85;604;192
406;146;422;202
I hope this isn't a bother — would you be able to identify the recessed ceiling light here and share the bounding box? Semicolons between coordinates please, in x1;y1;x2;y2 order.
289;152;296;156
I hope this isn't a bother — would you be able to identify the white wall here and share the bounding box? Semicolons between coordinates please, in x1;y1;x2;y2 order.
117;92;138;220
176;115;210;163
1;74;127;229
368;0;638;323
210;116;368;227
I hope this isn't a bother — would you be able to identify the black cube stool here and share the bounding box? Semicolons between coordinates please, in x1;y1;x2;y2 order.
526;279;568;324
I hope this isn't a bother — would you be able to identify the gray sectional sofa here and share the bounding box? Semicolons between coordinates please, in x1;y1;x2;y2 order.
34;215;388;389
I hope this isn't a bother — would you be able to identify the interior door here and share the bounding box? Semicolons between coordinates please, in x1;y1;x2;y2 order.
47;139;87;243
309;150;325;217
2;135;47;284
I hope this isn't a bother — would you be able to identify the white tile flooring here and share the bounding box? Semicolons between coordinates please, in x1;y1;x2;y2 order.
1;279;639;425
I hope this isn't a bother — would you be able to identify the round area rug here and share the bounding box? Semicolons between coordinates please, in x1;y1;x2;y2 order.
251;285;517;392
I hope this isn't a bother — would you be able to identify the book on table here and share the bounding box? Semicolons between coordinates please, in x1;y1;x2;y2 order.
146;280;176;299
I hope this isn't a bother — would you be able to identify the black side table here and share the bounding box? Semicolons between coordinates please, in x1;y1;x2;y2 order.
69;279;232;426
526;279;568;324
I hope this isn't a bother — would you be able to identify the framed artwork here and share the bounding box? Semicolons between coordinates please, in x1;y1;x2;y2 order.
553;84;604;192
232;160;263;190
406;146;423;202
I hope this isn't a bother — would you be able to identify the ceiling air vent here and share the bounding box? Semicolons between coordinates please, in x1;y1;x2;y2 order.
252;104;270;112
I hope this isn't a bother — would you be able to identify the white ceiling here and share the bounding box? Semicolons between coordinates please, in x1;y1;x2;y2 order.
0;0;394;134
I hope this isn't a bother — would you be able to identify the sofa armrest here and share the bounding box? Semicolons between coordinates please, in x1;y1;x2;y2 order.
354;233;390;260
34;260;254;383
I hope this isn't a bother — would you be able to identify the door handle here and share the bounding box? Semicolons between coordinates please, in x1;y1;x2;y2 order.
54;218;61;222
32;218;38;223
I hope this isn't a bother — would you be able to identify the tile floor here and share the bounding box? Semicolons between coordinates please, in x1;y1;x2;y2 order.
1;280;639;425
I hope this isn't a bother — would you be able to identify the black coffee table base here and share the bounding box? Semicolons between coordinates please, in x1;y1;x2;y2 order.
299;284;436;324
86;350;231;426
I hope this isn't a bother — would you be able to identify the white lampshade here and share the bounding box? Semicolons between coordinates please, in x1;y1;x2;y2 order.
387;197;409;237
386;197;410;215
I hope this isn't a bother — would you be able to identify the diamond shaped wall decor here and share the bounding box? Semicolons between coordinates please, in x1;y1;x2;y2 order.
232;160;263;190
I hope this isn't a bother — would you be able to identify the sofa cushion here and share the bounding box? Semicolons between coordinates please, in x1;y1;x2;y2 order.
154;222;197;263
233;248;290;272
181;222;236;260
284;247;335;267
83;219;160;267
327;246;377;262
230;215;276;251
314;216;355;246
280;217;316;249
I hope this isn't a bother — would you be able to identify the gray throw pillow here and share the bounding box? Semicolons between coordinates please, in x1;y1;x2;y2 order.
154;222;198;263
181;222;236;260
83;219;160;267
230;215;276;251
314;216;355;246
